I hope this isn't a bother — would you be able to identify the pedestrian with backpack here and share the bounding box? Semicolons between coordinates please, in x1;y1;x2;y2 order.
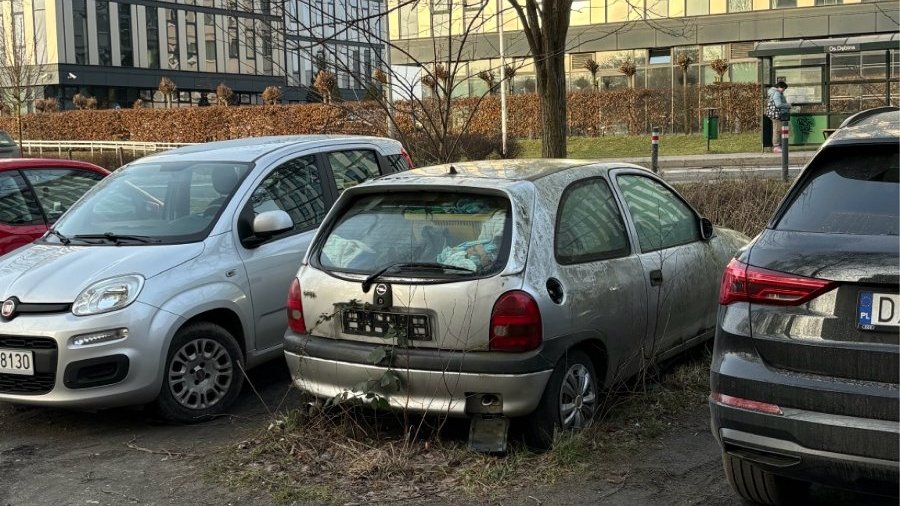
765;81;790;153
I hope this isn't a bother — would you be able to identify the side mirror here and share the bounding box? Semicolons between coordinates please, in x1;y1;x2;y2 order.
253;210;293;236
241;210;293;249
700;217;715;241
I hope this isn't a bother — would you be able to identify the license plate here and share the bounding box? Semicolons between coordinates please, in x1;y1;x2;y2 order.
0;348;34;376
858;292;900;330
341;309;432;341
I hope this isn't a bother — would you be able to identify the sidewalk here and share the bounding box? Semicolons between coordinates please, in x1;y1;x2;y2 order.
607;150;816;170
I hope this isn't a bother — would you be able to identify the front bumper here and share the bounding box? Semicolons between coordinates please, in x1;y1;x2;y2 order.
0;301;182;409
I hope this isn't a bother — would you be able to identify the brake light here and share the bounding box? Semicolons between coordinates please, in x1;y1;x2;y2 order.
287;278;307;334
400;147;415;169
719;258;834;306
711;392;783;415
490;291;542;352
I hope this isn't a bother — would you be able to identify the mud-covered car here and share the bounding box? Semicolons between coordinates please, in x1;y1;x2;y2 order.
711;108;900;503
285;160;747;448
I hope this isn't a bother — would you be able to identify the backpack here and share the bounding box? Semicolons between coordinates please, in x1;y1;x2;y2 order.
765;98;779;120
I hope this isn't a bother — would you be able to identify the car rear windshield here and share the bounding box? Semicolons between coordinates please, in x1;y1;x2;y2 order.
318;192;511;277
776;144;899;235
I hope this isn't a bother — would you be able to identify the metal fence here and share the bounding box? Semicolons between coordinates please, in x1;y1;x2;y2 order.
21;140;195;156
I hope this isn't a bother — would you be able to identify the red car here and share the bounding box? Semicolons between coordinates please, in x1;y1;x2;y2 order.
0;159;109;254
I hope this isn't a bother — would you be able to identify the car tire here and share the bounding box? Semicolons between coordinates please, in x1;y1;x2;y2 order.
153;322;245;423
722;453;810;505
522;350;598;451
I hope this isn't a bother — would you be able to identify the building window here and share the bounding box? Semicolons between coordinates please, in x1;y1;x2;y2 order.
685;0;709;15
228;17;239;59
772;0;797;7
244;20;256;61
165;9;179;69
96;1;112;65
73;0;88;64
147;7;160;69
12;12;24;54
204;14;217;72
186;11;198;70
728;0;752;10
398;3;418;38
814;0;841;4
118;3;133;67
432;0;450;38
649;48;671;65
261;25;273;74
32;0;47;64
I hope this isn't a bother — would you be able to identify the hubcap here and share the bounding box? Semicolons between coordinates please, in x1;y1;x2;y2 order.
559;363;596;430
167;338;233;410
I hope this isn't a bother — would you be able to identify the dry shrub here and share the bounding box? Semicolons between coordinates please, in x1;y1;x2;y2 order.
0;84;760;144
675;176;792;237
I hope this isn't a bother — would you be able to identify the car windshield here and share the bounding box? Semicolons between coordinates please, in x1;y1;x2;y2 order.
51;160;252;245
318;192;511;278
0;132;15;146
776;144;899;235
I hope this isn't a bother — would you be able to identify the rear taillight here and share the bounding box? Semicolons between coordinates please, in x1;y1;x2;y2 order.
719;258;834;306
400;147;414;169
490;291;542;352
287;278;307;334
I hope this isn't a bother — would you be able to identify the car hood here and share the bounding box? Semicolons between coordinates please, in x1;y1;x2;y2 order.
0;242;205;303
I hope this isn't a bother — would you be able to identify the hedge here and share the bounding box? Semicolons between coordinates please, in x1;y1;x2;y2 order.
0;83;760;143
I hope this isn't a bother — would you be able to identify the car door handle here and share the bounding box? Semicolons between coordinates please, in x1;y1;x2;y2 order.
649;269;663;286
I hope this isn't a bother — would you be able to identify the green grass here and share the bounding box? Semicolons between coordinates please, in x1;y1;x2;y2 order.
518;132;764;158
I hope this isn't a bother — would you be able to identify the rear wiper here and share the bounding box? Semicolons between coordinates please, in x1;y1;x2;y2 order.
47;228;70;245
72;233;160;245
361;262;475;293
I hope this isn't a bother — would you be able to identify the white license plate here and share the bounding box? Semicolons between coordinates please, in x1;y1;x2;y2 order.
0;348;34;376
858;292;900;330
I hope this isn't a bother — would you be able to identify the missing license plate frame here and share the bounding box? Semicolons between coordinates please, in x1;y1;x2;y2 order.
340;306;432;341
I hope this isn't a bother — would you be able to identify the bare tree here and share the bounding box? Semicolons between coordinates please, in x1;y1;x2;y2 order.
507;0;573;158
0;2;45;148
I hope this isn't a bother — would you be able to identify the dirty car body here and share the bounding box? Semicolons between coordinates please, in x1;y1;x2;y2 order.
710;109;900;503
285;160;747;446
0;135;410;421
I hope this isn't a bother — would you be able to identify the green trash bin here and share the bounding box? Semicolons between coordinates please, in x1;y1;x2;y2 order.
703;114;719;140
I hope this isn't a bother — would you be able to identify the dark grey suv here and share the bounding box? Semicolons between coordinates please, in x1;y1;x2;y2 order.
710;108;899;504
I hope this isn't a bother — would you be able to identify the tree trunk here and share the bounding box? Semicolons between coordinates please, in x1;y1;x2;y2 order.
16;109;23;151
536;52;567;158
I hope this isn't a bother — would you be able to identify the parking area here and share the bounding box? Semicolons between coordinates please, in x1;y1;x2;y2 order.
2;359;894;505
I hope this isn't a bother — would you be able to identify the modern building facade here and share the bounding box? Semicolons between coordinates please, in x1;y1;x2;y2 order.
387;0;899;112
0;0;386;110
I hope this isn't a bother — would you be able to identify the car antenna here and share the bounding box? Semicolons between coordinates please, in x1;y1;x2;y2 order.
448;165;458;175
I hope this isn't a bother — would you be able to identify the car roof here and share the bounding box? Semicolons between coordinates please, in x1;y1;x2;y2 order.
138;135;402;164
380;159;627;183
0;158;109;174
825;109;900;146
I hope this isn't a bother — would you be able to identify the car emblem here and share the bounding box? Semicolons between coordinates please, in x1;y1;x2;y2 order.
375;284;388;296
1;298;17;319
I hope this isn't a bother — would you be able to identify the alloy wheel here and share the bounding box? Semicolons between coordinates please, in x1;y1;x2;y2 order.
559;363;596;429
167;338;234;410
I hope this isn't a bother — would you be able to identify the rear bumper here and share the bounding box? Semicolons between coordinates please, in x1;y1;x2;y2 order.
711;403;899;493
285;351;552;416
710;306;900;492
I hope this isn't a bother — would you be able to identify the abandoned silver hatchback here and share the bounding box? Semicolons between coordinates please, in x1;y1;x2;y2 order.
284;160;746;448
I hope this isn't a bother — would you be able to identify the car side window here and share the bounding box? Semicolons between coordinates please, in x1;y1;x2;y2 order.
327;150;381;192
247;155;326;235
617;174;700;252
0;172;42;226
23;169;105;223
555;178;630;264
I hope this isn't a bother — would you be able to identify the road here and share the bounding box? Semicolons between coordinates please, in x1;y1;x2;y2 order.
0;361;893;506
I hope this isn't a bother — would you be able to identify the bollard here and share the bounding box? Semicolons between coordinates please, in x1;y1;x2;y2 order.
116;146;124;167
781;123;789;182
651;127;660;173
